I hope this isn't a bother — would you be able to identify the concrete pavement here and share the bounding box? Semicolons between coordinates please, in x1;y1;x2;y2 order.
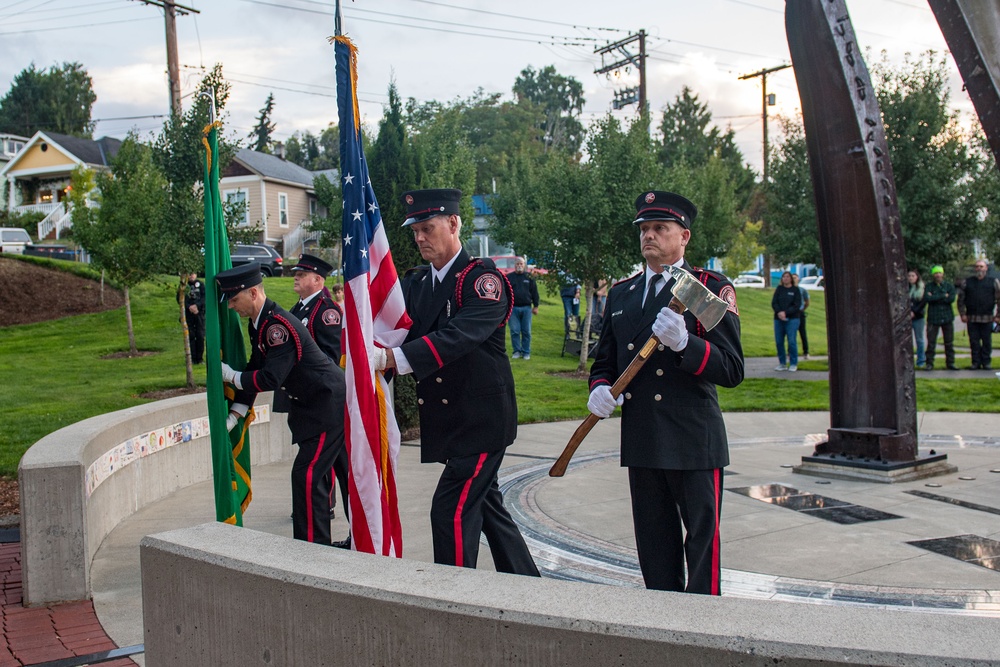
90;411;1000;664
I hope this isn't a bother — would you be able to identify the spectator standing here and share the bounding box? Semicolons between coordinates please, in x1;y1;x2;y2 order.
924;265;958;371
791;274;810;360
383;188;539;577
588;190;744;594
507;257;539;359
180;273;206;364
908;268;926;369
771;271;802;372
560;281;580;319
592;279;608;319
331;282;345;308
958;259;1000;370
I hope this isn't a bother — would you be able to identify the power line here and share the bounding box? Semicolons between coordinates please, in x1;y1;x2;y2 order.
404;0;626;33
4;2;140;27
235;0;594;46
0;0;55;20
227;76;385;106
0;15;158;35
224;69;388;99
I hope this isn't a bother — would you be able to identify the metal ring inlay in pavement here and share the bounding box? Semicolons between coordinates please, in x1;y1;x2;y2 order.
498;435;1000;616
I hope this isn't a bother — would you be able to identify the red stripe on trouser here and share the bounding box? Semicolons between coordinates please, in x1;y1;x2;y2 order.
305;432;327;542
711;468;721;595
454;452;488;567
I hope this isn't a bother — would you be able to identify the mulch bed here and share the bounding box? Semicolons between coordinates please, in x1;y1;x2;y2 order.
0;479;19;521
0;257;124;327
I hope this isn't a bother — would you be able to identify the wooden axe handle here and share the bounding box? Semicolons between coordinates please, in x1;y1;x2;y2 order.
549;329;667;477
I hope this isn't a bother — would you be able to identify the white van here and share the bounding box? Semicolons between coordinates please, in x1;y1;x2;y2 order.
0;228;32;254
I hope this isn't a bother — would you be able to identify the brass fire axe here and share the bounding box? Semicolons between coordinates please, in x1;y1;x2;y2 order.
548;265;730;477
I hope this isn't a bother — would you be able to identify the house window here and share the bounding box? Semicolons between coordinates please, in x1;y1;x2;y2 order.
278;193;289;228
309;198;317;217
224;188;250;226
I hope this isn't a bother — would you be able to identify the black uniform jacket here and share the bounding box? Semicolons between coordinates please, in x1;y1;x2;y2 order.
401;250;516;463
589;262;744;470
291;290;343;361
234;299;345;443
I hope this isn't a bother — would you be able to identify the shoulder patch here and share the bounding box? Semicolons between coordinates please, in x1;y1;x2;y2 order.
473;273;503;301
266;323;289;346
322;308;341;326
719;284;739;316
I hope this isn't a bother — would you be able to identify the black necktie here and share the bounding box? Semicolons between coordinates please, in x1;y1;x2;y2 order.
642;274;663;315
433;276;440;292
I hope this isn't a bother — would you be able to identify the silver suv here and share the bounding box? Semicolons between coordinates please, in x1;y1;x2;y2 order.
0;228;32;254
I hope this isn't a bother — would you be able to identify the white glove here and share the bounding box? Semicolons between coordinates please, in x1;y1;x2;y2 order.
220;361;239;385
373;347;387;371
587;385;623;419
226;411;239;431
653;307;689;352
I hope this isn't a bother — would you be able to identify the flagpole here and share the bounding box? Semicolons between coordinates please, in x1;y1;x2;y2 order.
335;0;342;37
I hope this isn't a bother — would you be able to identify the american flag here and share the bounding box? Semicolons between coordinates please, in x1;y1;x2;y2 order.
334;35;411;557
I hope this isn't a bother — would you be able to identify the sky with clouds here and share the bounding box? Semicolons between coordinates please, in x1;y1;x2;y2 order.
0;0;970;172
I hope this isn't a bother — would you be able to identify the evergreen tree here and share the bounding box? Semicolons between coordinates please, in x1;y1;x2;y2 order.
513;65;586;154
248;92;276;153
0;62;96;138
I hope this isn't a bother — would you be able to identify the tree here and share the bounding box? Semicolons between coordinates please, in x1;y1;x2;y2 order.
723;220;765;276
513;65;586;154
369;81;425;272
658;86;756;206
248;92;276;153
762;116;821;265
872;52;980;272
307;173;344;262
0;62;96;138
152;65;251;386
69;138;167;355
493;115;661;370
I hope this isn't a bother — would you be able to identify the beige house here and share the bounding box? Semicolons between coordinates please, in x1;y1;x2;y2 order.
220;149;321;255
0;131;120;238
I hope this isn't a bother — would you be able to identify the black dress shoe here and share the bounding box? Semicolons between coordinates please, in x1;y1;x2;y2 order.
946;364;959;370
331;536;352;549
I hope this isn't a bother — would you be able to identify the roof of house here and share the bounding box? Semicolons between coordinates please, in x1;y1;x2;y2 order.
312;168;339;184
233;148;316;188
43;132;121;166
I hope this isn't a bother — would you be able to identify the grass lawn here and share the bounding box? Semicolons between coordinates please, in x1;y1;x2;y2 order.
1;267;996;478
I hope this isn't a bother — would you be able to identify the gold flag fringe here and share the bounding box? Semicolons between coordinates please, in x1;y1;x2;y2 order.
329;35;361;133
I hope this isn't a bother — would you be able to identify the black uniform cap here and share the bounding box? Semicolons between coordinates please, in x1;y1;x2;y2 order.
633;191;697;229
215;263;262;302
401;188;462;227
290;253;334;277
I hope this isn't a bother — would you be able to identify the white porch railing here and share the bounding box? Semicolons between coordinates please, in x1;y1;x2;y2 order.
283;220;320;258
16;202;61;217
36;203;66;239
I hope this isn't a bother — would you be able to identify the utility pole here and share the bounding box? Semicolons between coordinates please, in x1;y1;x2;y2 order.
131;0;201;116
739;63;791;183
739;63;790;285
595;30;647;117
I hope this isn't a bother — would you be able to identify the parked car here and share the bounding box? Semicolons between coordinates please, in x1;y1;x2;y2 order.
799;275;825;290
489;255;519;274
0;228;32;254
733;273;766;288
231;244;283;277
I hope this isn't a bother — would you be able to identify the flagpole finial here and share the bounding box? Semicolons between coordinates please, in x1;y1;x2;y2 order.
198;87;217;123
335;0;343;36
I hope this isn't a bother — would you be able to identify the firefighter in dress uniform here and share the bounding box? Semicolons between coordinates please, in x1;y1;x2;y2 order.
287;253;351;549
215;263;347;546
379;188;539;576
587;191;744;594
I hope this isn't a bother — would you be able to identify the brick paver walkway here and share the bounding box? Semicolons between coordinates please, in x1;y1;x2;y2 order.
1;543;137;667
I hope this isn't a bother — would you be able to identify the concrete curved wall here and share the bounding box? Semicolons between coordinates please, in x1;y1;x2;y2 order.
18;392;292;606
141;522;999;666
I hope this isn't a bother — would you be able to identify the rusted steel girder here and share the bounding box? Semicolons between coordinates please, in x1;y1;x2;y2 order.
928;0;1000;171
785;0;917;462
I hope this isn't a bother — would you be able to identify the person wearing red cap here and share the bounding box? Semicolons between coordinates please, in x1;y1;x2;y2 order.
587;190;744;595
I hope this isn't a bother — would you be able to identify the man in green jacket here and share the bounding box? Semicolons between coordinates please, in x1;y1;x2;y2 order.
924;265;958;371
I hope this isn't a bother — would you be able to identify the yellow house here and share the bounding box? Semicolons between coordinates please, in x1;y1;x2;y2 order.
0;131;121;238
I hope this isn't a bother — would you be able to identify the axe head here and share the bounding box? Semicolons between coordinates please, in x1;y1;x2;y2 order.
662;264;729;332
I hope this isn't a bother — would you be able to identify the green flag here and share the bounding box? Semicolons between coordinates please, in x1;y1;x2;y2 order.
202;120;252;524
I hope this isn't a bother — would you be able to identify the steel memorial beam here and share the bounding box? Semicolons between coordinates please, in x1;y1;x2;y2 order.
785;0;918;463
927;0;1000;171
